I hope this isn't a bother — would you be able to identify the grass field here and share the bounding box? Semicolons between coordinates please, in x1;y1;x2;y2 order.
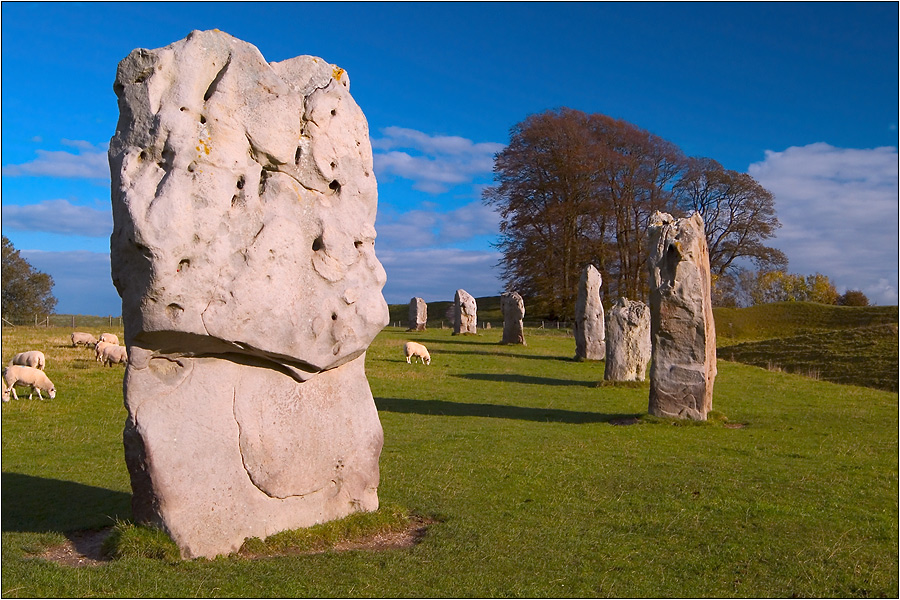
1;322;897;597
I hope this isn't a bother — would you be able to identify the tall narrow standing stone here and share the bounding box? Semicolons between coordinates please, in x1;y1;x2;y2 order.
647;211;716;420
604;298;651;381
453;289;477;335
109;30;389;558
574;265;605;360
500;291;526;345
407;297;427;331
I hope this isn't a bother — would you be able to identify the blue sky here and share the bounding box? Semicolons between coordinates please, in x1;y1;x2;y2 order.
1;2;897;315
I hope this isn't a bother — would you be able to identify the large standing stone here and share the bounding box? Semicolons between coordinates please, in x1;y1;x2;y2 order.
574;265;605;360
407;297;427;331
453;289;477;335
500;291;526;345
109;30;389;558
647;211;716;420
604;298;651;381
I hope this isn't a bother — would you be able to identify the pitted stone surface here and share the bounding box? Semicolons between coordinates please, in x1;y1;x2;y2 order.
407;297;427;331
604;297;651;382
453;289;477;335
110;30;388;558
500;291;526;345
647;211;716;420
574;265;606;360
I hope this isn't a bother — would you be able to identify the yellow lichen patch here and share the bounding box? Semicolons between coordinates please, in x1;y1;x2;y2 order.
332;65;345;81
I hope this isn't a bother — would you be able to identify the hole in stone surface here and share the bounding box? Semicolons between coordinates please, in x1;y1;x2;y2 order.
354;240;363;248
312;236;324;252
200;115;207;124
187;163;196;173
258;169;269;195
177;259;190;272
294;147;302;165
330;161;336;169
331;313;338;321
329;180;341;193
139;150;148;161
236;176;245;190
180;106;188;112
330;108;337;116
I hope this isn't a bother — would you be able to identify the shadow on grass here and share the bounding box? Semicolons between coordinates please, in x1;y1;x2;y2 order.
411;337;495;346
375;397;641;424
1;472;131;533
428;348;574;362
456;373;597;387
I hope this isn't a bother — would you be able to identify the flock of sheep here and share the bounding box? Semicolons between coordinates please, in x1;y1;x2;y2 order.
1;331;128;403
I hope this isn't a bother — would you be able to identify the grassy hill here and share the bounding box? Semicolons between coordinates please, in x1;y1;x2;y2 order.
1;325;896;597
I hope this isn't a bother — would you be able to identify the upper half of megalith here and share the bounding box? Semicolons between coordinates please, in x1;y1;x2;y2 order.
109;30;388;379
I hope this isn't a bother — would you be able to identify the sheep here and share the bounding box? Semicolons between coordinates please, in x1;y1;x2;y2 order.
101;344;128;367
94;340;112;362
9;350;46;371
99;333;119;345
2;365;56;401
71;332;97;347
404;341;431;365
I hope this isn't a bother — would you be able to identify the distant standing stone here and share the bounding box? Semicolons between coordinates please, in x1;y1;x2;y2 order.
647;211;716;420
407;297;427;331
500;291;526;345
574;265;605;360
604;298;651;381
453;289;477;335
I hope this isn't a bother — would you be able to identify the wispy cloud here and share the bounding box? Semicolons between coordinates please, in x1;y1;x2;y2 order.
748;142;898;305
378;247;503;304
372;126;504;194
3;140;109;179
2;199;113;237
20;250;121;316
376;201;500;249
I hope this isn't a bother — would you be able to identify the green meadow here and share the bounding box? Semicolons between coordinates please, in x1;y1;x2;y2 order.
1;303;897;597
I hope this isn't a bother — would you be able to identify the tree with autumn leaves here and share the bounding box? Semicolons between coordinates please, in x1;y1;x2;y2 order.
484;108;788;317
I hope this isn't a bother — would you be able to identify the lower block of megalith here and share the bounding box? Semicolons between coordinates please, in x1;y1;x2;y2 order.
124;351;382;559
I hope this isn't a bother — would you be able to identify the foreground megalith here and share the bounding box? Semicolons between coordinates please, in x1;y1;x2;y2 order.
647;212;716;420
500;291;526;345
407;297;427;331
109;30;389;558
604;298;651;381
574;265;605;360
453;289;477;335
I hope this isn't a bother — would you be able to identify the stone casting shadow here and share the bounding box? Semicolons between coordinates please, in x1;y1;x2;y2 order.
456;373;597;387
375;397;641;425
1;472;131;533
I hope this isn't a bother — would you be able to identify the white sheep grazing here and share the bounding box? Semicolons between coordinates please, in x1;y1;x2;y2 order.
2;365;56;401
404;341;431;365
71;332;97;347
9;350;46;371
94;340;112;362
101;344;128;366
99;333;119;345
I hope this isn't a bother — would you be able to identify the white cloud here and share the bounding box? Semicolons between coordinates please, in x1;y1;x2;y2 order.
2;199;113;237
20;250;121;316
377;247;503;304
3;141;109;179
748;143;899;305
376;201;500;249
372;127;504;194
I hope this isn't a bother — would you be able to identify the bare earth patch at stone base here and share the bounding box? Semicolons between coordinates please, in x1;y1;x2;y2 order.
37;517;433;567
40;529;114;567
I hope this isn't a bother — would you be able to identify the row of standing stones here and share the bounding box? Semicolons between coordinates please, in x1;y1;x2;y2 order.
109;30;714;559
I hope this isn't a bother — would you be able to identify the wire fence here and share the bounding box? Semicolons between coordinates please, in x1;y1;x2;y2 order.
389;320;573;332
2;315;124;328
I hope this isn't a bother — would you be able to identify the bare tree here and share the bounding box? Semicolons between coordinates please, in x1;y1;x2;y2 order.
673;157;787;277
